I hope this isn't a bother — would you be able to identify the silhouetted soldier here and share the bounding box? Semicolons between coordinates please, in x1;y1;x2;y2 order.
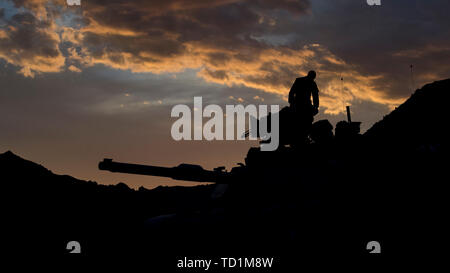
288;70;320;143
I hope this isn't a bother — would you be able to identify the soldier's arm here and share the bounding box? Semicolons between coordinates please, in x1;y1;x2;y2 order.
288;79;297;104
312;82;319;108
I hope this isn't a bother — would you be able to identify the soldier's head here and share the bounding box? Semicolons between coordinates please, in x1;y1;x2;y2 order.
307;70;316;80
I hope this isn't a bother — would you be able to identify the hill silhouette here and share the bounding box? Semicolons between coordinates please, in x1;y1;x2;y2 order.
365;79;450;149
3;79;450;264
1;150;214;257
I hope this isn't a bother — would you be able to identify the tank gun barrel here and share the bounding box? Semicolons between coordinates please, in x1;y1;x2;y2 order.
99;159;231;183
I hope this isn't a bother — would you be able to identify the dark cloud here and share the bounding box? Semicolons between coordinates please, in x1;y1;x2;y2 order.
6;0;444;112
282;0;450;99
0;9;64;76
74;0;310;63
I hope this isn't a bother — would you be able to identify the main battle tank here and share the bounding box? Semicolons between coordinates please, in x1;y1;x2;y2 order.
97;106;373;257
99;106;362;202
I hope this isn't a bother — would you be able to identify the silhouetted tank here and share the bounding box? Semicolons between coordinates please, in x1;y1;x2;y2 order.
98;106;361;187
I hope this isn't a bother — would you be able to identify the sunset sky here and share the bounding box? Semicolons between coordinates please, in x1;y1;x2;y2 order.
1;0;450;188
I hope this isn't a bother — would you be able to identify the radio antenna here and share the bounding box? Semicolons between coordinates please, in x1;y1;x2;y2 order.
341;76;345;113
410;64;415;93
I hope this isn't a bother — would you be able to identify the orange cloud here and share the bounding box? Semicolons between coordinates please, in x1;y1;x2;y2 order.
0;11;65;77
2;0;406;114
68;64;81;72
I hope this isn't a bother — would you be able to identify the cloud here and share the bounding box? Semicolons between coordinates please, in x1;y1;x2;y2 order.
1;0;450;114
0;10;65;77
67;64;81;72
